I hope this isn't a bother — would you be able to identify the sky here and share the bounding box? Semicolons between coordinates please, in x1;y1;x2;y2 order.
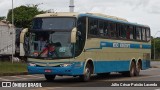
0;0;160;36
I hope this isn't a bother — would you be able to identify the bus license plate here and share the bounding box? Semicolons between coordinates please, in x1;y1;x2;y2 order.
45;69;52;73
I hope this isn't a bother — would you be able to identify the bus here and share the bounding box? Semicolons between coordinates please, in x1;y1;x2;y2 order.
22;12;151;81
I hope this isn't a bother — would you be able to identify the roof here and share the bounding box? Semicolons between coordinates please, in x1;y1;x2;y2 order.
87;13;128;22
34;12;150;28
35;12;79;18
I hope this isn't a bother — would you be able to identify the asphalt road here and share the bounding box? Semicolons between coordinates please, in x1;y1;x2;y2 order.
0;61;160;90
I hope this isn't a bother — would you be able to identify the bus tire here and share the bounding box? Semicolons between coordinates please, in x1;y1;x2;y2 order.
128;61;136;77
79;64;91;82
44;75;56;81
135;61;141;76
122;61;136;77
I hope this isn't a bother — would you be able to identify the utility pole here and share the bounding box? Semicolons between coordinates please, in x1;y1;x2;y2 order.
11;0;14;63
69;0;75;12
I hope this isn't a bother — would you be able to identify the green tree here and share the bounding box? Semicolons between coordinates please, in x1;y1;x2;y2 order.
151;38;160;59
7;5;44;28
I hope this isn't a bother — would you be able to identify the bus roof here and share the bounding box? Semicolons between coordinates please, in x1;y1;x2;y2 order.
81;13;150;28
87;13;128;22
35;12;79;18
35;12;150;28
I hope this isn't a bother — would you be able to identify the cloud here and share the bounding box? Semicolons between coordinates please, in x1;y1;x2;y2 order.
146;0;160;14
0;0;159;36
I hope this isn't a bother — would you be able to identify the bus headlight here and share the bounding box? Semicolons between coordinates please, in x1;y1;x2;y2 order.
60;63;72;67
28;63;36;67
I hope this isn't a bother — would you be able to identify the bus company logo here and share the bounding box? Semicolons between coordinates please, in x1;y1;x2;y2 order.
2;82;11;87
113;42;130;48
113;43;119;48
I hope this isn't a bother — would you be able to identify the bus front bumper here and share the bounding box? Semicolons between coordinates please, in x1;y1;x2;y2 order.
27;64;84;76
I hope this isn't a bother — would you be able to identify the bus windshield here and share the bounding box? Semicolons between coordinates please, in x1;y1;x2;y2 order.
29;31;73;59
31;17;75;30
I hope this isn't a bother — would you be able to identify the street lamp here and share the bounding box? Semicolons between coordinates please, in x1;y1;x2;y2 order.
154;31;160;61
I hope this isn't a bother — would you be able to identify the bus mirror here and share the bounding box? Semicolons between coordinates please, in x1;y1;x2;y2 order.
71;27;77;43
20;28;28;43
20;28;28;56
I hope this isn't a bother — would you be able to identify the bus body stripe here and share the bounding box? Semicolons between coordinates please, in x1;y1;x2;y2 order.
86;41;151;51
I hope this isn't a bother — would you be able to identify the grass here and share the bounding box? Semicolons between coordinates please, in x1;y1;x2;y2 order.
0;62;27;73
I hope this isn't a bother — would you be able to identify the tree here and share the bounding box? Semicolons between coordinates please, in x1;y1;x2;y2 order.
151;38;160;59
7;5;45;28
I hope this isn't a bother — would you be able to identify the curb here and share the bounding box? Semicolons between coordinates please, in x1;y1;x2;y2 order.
0;72;28;77
151;66;160;68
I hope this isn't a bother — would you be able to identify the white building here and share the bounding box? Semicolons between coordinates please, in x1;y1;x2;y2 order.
0;21;15;56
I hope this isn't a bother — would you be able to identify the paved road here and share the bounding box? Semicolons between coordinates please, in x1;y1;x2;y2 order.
0;61;160;90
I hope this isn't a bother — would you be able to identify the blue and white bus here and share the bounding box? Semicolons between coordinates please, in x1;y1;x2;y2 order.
22;12;151;81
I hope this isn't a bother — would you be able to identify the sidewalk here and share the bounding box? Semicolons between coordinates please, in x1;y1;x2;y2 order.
151;61;160;68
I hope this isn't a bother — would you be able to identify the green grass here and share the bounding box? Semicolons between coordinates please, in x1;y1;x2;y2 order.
0;62;27;73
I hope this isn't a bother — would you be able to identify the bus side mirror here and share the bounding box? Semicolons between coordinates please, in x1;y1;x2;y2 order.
71;27;77;43
20;28;28;56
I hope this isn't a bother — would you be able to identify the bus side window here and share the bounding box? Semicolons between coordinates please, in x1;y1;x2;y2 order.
98;20;104;36
116;24;121;38
142;28;146;41
110;22;116;38
133;26;136;40
120;25;127;39
104;21;109;37
146;28;150;41
88;18;93;35
76;17;86;56
127;26;134;40
136;27;142;40
89;18;98;36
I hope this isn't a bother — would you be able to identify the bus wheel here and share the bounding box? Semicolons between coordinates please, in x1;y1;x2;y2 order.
79;64;91;82
44;75;56;81
128;61;136;77
122;61;136;77
135;61;141;76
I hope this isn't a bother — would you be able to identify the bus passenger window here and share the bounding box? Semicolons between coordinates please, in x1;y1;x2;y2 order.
142;28;146;41
110;23;116;38
127;26;134;40
89;18;98;35
116;24;121;39
104;22;109;37
120;25;127;39
136;27;142;40
98;21;104;36
146;28;150;41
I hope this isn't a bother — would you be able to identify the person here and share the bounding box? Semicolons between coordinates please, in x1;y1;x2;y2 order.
40;42;61;58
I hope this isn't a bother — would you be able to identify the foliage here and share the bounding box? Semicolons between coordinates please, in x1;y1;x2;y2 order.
7;5;45;28
151;38;160;59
